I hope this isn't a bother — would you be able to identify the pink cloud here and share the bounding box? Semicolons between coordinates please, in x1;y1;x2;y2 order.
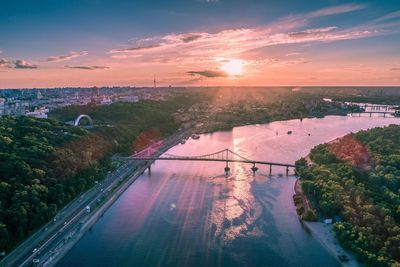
45;51;88;62
107;4;396;69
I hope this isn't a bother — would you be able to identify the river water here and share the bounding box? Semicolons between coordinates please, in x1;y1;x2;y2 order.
58;115;399;267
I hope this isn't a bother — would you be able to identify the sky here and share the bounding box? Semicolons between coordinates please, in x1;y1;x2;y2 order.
0;0;399;88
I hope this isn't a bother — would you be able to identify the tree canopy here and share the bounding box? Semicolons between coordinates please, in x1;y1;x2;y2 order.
296;124;400;266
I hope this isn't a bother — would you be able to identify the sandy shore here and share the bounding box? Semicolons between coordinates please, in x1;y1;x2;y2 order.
303;221;361;266
295;179;360;266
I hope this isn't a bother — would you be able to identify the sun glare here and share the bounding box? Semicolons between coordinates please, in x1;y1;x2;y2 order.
221;59;243;76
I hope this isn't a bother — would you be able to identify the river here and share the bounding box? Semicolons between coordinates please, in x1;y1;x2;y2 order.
58;115;399;267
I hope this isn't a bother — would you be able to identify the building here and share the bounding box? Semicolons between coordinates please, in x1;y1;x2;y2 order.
100;96;113;105
118;95;139;103
26;107;49;119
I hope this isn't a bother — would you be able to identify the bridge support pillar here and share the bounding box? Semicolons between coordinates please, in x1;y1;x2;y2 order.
370;112;372;117
384;113;386;118
286;166;289;176
251;163;258;175
269;164;272;176
147;165;151;174
224;161;230;176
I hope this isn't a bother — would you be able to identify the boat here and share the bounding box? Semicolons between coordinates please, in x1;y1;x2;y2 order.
191;134;200;140
287;131;292;135
180;140;186;144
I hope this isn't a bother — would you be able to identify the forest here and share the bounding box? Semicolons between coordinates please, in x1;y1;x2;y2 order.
0;96;193;253
296;125;400;266
0;116;100;252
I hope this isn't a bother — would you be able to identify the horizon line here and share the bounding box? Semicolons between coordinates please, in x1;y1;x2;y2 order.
1;85;400;90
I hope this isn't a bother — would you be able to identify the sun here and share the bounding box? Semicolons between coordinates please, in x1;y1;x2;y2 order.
221;59;243;76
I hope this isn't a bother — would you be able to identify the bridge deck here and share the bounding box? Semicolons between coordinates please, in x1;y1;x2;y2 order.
126;157;296;168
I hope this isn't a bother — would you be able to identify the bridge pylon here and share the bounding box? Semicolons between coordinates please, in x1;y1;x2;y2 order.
251;162;258;175
224;161;230;176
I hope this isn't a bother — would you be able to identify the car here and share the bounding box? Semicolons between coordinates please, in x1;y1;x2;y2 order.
32;248;38;253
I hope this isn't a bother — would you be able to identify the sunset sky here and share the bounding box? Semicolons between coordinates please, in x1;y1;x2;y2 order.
0;0;399;88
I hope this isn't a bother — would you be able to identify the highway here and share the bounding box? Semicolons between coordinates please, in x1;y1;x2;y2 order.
1;130;187;267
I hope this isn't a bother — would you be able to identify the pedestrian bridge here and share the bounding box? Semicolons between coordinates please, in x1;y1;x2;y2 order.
121;148;296;176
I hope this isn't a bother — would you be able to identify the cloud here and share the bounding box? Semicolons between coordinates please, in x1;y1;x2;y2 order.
245;57;309;67
391;68;400;71
15;59;38;69
308;4;367;18
0;59;12;68
187;70;228;78
1;59;39;69
109;44;161;53
285;52;301;57
65;65;109;70
374;11;400;22
181;34;203;43
108;33;205;54
112;25;381;64
108;4;399;71
288;26;337;39
45;51;88;62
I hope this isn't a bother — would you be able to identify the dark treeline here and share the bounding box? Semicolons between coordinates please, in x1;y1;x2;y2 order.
296;125;400;266
0;116;103;251
0;96;194;252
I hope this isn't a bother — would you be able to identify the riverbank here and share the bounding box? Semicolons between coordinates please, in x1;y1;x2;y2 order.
295;177;360;266
44;162;153;267
42;133;187;267
296;175;359;265
294;136;362;266
296;124;400;265
303;221;360;267
294;125;400;266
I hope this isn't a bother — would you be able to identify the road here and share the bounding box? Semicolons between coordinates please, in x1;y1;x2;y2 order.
0;130;188;267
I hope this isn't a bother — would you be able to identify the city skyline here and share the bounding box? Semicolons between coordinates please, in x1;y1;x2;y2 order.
1;0;400;88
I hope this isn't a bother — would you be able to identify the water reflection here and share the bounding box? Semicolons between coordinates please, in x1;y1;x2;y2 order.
58;116;400;267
